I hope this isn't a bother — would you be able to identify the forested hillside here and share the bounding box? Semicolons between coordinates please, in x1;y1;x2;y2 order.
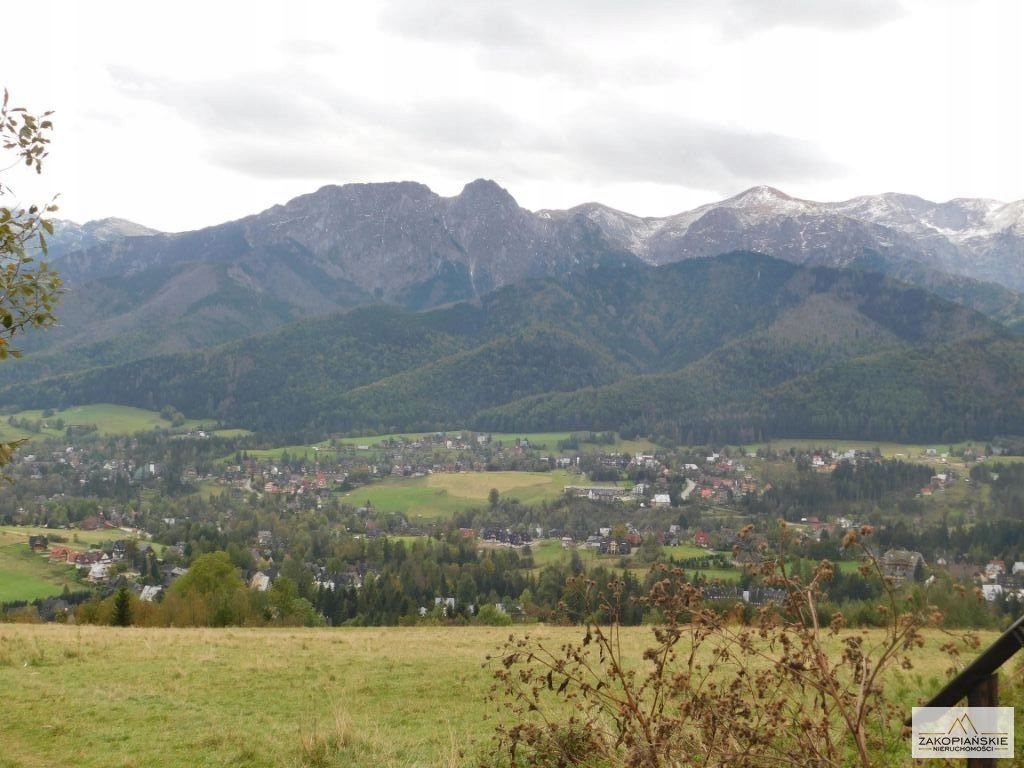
5;252;1019;443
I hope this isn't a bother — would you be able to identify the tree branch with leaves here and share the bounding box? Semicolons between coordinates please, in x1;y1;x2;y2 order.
0;89;62;466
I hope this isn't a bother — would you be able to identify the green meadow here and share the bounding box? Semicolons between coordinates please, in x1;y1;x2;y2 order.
0;527;160;605
342;470;573;521
236;442;333;462
0;624;507;768
0;405;994;468
0;404;210;443
0;525;122;549
524;540;864;585
0;528;81;603
752;438;993;463
0;623;1006;768
332;430;657;455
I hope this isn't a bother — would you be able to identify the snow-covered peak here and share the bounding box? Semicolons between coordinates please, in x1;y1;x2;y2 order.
54;217;159;238
561;202;668;261
729;185;791;203
986;200;1024;235
41;217;161;260
828;193;1013;242
720;186;816;216
832;192;929;218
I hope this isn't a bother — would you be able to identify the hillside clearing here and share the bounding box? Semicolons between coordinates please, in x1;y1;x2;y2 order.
0;530;80;603
343;470;572;520
0;404;210;443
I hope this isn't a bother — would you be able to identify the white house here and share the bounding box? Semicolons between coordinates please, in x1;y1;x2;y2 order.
87;561;111;582
249;571;272;591
981;584;1004;602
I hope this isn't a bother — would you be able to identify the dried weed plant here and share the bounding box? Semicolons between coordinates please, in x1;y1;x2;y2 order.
487;523;965;768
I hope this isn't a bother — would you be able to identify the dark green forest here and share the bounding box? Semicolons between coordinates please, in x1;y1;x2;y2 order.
4;253;1021;443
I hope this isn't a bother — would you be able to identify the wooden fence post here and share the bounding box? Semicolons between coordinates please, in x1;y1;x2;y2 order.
966;673;998;768
915;615;1023;766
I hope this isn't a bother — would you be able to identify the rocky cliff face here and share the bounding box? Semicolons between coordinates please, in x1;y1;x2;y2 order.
54;179;632;302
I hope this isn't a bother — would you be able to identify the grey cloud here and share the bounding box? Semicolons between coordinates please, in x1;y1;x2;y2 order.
377;1;588;79
107;54;843;197
109;65;370;139
565;110;844;190
376;0;903;87
721;0;905;32
380;0;904;45
400;100;533;150
278;39;340;57
379;2;544;49
111;59;539;182
209;139;393;180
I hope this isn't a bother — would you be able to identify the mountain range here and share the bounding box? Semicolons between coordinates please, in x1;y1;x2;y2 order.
5;180;1024;443
10;179;1022;382
7;251;1024;444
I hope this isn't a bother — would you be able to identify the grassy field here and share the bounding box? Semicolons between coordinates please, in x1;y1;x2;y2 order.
0;527;158;604
663;543;715;560
342;470;573;521
0;623;1009;768
331;430;657;455
750;438;1003;464
0;404;210;443
526;542;867;587
0;525;130;549
333;431;581;449
212;428;254;439
0;529;81;603
528;539;570;568
0;624;505;768
237;442;333;461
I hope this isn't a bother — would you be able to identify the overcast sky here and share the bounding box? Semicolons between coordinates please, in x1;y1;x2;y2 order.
3;0;1022;232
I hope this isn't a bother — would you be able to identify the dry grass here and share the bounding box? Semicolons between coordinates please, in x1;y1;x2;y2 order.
0;623;1003;767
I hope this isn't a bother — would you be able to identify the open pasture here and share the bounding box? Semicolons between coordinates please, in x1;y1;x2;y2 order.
0;527;158;605
238;441;333;462
0;624;509;768
0;623;1007;768
751;438;1002;464
0;525;122;549
489;432;657;455
0;529;80;603
344;470;571;521
332;430;657;455
333;430;579;449
0;404;210;443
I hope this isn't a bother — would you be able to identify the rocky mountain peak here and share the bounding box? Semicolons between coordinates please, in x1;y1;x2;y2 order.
453;178;519;210
727;185;793;204
83;217;159;237
44;217;159;261
279;180;435;215
720;185;814;216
